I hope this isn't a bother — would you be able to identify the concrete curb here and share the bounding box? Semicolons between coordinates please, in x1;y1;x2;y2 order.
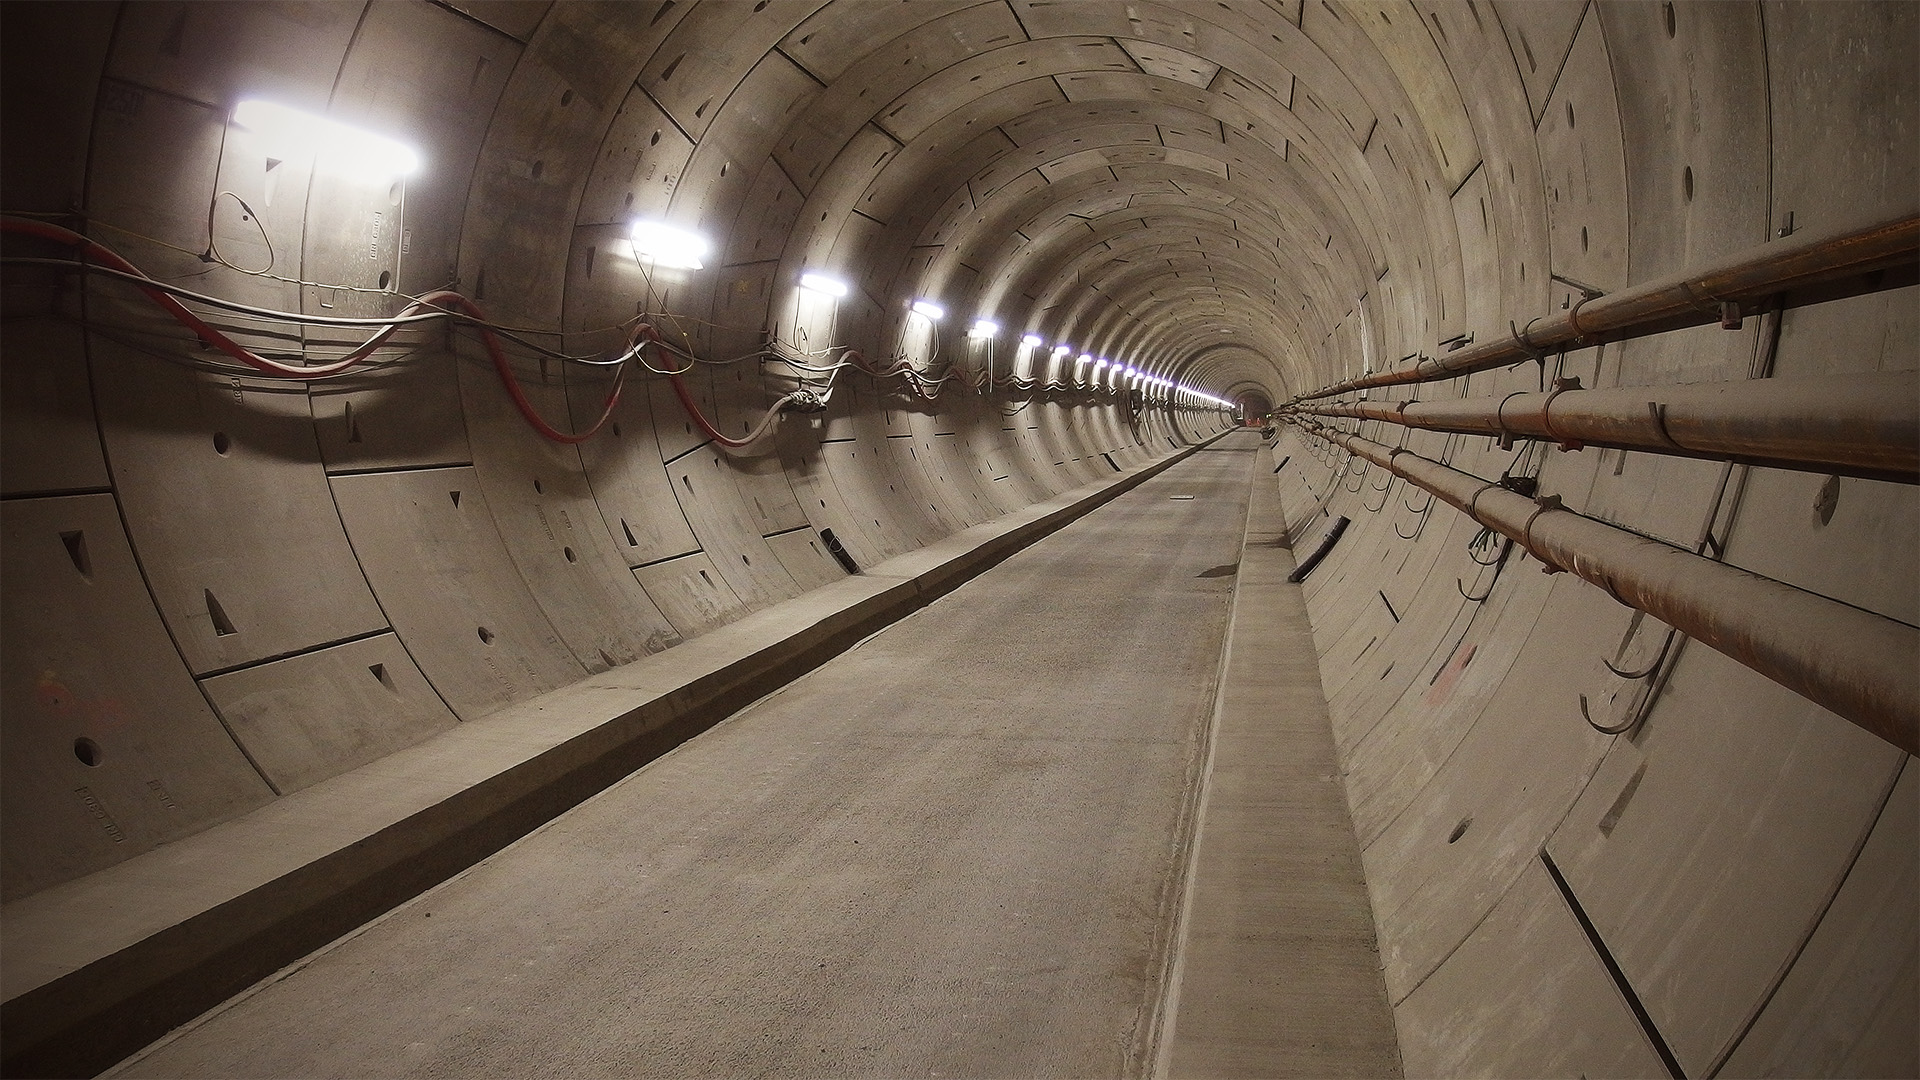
1;432;1229;1080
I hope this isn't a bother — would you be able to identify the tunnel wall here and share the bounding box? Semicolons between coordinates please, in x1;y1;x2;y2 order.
1269;3;1917;1077
1;3;1914;1077
0;0;1229;905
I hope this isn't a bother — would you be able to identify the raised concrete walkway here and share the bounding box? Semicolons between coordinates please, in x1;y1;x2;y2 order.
1152;438;1403;1078
5;439;1220;1079
73;431;1400;1079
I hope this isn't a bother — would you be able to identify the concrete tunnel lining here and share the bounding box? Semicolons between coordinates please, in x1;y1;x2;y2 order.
1;1;1915;1077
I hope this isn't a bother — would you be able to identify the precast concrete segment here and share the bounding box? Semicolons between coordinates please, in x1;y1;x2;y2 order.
1151;441;1402;1078
113;434;1264;1080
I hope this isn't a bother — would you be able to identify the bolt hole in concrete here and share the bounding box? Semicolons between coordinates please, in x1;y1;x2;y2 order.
564;547;577;563
212;431;231;455
533;477;543;494
477;626;495;645
1448;817;1473;844
378;270;390;290
73;737;102;767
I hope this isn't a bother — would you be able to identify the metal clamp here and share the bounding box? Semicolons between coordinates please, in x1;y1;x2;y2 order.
1521;493;1567;574
1567;292;1599;341
1645;400;1686;450
1539;375;1585;451
1494;390;1528;450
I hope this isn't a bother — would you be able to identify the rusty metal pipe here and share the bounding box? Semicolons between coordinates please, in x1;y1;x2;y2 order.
1289;370;1919;485
1294;211;1919;402
1287;418;1919;755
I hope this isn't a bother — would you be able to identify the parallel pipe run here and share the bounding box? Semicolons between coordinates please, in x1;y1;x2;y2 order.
1294;211;1919;402
1287;419;1919;755
1289;370;1920;485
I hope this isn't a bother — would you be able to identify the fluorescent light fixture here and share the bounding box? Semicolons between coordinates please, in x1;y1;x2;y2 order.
970;318;1000;338
800;272;849;297
911;299;945;321
233;99;420;182
1021;334;1044;349
1091;357;1106;369
629;220;709;269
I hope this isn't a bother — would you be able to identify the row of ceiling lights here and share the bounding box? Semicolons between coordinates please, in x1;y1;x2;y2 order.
688;231;1232;409
223;100;1235;411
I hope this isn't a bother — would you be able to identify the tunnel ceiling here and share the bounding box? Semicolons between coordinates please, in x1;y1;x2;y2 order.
449;0;1485;409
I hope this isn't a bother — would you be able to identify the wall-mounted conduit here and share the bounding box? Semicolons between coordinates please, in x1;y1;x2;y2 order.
1289;370;1919;485
1289;419;1918;755
1289;211;1918;403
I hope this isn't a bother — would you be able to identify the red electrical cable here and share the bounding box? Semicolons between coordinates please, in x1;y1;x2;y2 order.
451;290;624;445
6;218;1122;449
2;216;620;444
657;323;800;450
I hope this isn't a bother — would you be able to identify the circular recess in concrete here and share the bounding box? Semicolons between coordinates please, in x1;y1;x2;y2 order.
73;737;102;767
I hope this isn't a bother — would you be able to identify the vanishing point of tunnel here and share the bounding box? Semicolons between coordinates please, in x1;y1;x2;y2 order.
0;2;1915;1078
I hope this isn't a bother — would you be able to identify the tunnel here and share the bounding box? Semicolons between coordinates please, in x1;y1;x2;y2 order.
1;1;1915;1076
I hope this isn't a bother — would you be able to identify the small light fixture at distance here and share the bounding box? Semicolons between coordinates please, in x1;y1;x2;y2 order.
911;299;945;321
233;99;420;183
630;220;709;270
1021;334;1044;349
970;318;1000;339
800;272;849;297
